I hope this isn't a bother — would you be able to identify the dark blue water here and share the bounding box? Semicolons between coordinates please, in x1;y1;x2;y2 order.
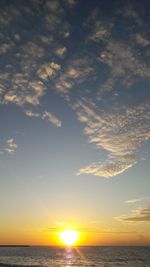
0;246;150;267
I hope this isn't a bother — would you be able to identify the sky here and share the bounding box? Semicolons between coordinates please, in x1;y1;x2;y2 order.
0;0;150;246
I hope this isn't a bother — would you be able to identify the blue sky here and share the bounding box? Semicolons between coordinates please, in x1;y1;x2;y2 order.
0;0;150;245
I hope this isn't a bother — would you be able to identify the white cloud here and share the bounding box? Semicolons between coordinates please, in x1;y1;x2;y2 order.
125;198;143;204
42;111;62;127
78;157;134;178
24;110;62;128
98;41;150;82
25;110;40;117
125;197;150;204
0;2;66;108
5;138;18;154
77;100;150;178
55;58;94;92
3;80;45;106
37;62;61;81
0;0;149;179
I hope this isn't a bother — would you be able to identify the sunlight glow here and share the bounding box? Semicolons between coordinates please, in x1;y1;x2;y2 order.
60;230;79;246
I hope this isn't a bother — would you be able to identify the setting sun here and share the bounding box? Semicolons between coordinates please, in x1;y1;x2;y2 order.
60;230;79;246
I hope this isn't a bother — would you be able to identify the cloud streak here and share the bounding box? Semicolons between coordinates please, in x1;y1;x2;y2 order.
25;110;40;118
25;110;62;128
42;111;62;127
118;206;150;223
125;197;150;204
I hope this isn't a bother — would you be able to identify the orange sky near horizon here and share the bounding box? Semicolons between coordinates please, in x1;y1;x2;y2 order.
0;222;150;246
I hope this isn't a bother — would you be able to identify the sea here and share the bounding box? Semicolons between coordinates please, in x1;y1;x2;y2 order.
0;246;149;267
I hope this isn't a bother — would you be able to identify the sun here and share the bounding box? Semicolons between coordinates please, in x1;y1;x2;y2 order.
60;230;79;246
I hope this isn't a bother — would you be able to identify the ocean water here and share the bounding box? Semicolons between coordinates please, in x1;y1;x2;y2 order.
0;246;149;267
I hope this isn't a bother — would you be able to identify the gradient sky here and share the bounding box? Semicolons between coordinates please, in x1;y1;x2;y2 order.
0;0;150;246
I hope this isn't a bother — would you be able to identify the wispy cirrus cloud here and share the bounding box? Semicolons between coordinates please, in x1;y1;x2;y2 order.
118;206;150;223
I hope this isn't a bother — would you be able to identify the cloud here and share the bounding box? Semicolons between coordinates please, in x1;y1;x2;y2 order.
118;206;150;223
37;62;61;81
0;43;13;55
22;41;44;58
98;41;150;81
54;47;67;57
25;110;62;128
25;110;40;118
135;33;150;47
72;3;150;178
55;58;94;92
84;10;113;42
66;0;77;7
78;158;134;178
125;198;144;204
0;1;67;108
125;197;150;204
0;0;149;178
121;4;143;25
77;100;150;178
44;0;69;34
42;111;62;127
5;138;18;154
3;80;45;106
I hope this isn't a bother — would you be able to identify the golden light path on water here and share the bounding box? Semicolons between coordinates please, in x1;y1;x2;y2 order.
63;247;88;267
58;229;88;266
